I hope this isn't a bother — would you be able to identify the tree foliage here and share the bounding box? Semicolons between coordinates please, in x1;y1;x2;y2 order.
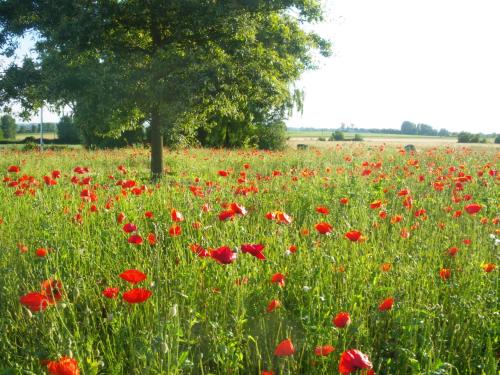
1;114;16;139
0;0;330;176
56;116;81;144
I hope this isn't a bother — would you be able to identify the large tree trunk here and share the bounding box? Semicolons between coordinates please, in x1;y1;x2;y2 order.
150;106;163;179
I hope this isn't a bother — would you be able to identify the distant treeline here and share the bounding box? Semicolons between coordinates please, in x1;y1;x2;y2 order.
17;123;57;133
289;121;497;138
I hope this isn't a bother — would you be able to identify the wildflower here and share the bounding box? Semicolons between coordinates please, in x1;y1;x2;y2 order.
122;288;152;303
274;339;295;356
333;312;351;328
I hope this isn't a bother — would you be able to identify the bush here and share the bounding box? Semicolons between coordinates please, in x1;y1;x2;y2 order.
330;131;345;141
257;121;287;150
1;114;16;140
353;134;363;142
318;137;326;141
57;116;81;144
457;132;485;143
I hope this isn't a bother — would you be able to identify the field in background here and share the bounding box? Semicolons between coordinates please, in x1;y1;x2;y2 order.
15;132;57;140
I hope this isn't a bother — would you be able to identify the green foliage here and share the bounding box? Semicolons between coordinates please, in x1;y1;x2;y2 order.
330;130;345;141
457;132;485;143
438;128;450;137
495;135;500;144
56;116;81;144
1;114;16;139
256;121;287;150
401;121;417;135
353;133;364;141
0;0;330;173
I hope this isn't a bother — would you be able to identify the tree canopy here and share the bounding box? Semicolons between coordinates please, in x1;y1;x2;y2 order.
0;0;330;177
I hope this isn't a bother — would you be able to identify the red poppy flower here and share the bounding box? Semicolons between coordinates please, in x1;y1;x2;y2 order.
262;371;275;375
439;268;451;280
147;233;156;245
274;338;295;356
378;297;394;311
128;235;143;245
219;210;235;221
41;279;63;304
339;197;349;205
448;247;459;256
171;208;184;222
218;170;229;176
333;312;351;328
123;223;137;233
119;269;146;284
46;356;80;375
381;263;392;272
117;212;126;224
122;288;152;304
210;246;237;264
267;299;281;312
314;345;335;356
230;203;247;216
241;244;266;260
190;244;210;257
345;230;362;242
271;273;285;287
315;222;333;234
464;203;481;215
316;206;329;214
7;165;20;173
169;225;182;237
101;287;119;299
338;349;373;374
36;248;48;257
288;245;298;253
483;263;496;272
144;211;154;219
19;292;49;312
370;200;382;209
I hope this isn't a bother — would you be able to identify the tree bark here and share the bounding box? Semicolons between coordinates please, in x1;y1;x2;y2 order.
150;106;163;179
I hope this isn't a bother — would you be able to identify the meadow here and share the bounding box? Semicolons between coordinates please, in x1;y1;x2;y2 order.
0;144;498;375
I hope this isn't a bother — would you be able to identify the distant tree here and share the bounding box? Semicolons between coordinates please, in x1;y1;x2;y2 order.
353;133;363;141
31;124;38;133
495;135;500;144
457;132;484;143
330;130;345;141
438;128;450;137
1;114;16;139
416;123;437;136
57;116;81;143
401;121;417;135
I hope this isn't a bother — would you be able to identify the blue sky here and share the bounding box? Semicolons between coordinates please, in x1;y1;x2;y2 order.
4;0;500;133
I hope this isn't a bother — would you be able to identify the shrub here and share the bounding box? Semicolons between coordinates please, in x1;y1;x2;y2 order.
330;131;344;141
257;121;287;150
318;137;326;141
353;134;363;142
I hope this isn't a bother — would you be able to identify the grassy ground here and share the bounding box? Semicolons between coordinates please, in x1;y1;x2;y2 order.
0;145;498;374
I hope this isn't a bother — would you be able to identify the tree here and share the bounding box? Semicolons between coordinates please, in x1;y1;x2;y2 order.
438;128;450;137
330;130;344;141
57;116;81;144
1;114;16;139
416;123;437;136
495;135;500;144
401;121;417;135
0;1;329;178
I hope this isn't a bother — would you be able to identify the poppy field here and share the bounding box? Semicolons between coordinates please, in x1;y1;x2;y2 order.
0;144;498;375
